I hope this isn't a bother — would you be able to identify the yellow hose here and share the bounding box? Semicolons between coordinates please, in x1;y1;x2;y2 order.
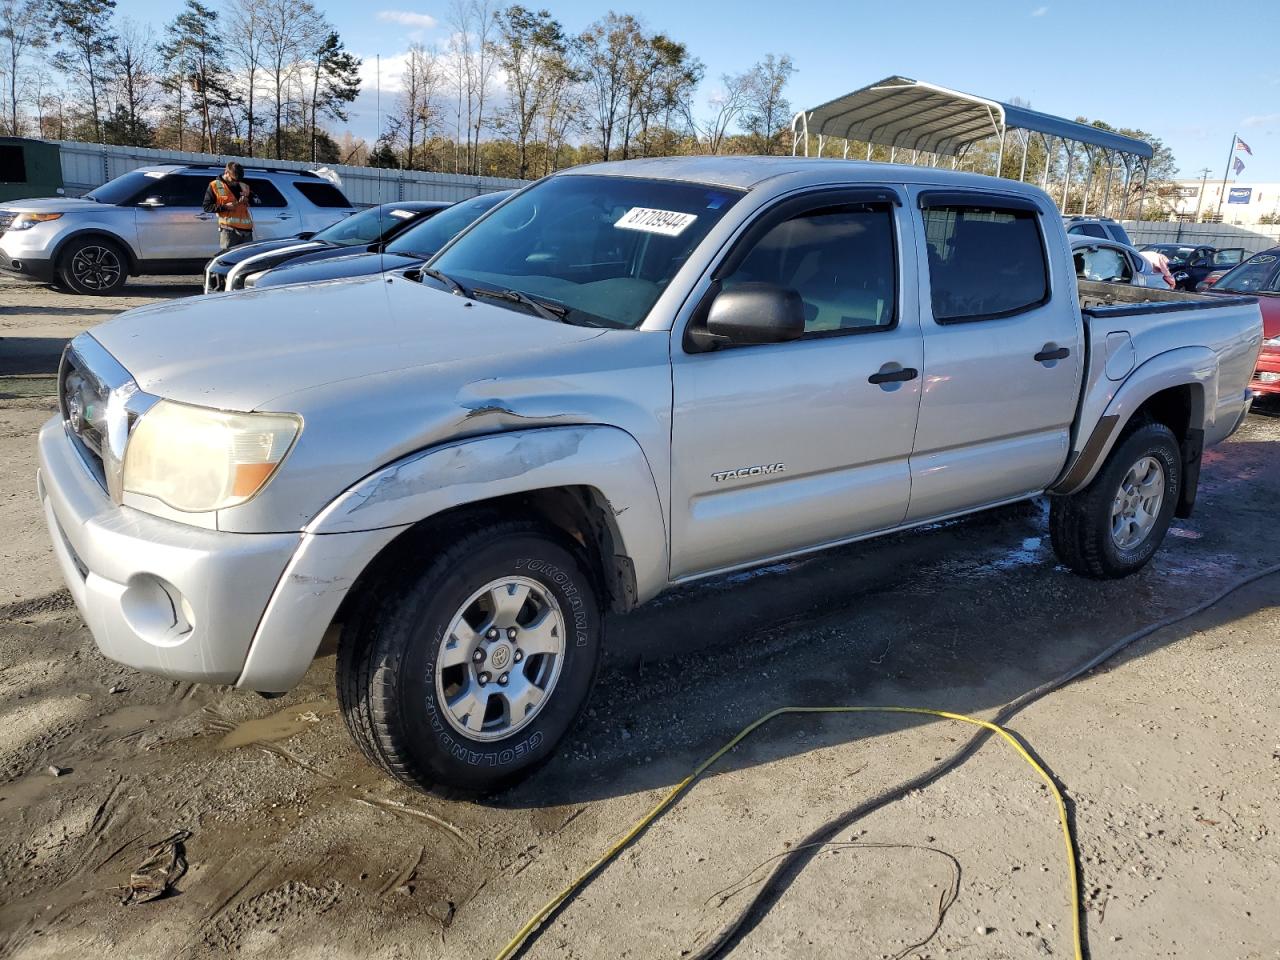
493;704;1082;960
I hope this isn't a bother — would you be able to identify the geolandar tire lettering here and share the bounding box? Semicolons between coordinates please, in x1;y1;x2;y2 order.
337;519;602;794
1049;419;1182;579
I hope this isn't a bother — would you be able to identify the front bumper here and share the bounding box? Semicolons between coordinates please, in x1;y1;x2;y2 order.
1250;348;1280;397
0;230;58;282
37;416;406;691
0;251;54;282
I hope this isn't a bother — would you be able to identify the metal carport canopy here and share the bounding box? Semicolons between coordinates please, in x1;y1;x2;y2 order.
793;75;1153;160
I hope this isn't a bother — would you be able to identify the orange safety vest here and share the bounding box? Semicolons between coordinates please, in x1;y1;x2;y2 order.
210;178;252;231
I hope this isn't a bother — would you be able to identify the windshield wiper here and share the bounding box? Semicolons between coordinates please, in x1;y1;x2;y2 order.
472;287;570;322
417;266;471;297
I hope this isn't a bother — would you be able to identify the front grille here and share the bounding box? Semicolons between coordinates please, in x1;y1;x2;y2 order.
59;347;110;484
0;211;15;235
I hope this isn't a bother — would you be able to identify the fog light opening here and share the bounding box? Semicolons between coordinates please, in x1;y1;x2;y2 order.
121;575;194;646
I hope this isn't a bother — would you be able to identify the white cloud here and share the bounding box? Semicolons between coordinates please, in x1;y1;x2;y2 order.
1030;5;1049;15
1242;113;1280;129
377;10;439;29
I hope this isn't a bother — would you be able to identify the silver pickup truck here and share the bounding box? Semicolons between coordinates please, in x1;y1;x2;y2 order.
37;157;1262;793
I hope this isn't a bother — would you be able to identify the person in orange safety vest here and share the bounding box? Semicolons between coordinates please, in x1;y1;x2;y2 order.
202;161;254;251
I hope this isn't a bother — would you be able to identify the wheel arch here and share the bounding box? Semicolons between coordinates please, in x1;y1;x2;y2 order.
1052;348;1214;497
52;229;140;276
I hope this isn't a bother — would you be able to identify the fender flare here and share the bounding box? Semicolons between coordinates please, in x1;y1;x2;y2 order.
237;425;669;692
1051;346;1215;496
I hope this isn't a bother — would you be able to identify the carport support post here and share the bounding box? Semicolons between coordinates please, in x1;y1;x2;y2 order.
1019;133;1029;182
1061;145;1074;210
996;123;1007;178
1101;151;1115;217
1080;146;1095;216
1136;158;1150;222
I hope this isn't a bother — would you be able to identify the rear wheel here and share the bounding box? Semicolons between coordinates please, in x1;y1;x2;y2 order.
1050;420;1182;579
337;519;602;794
58;237;128;295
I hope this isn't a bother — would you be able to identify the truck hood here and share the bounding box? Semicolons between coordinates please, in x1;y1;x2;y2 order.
253;250;419;288
90;274;607;411
0;196;104;213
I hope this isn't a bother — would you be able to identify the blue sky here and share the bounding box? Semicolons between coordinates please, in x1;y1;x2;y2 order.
125;0;1280;180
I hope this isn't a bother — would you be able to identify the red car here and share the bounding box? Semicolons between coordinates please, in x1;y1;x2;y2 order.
1207;247;1280;396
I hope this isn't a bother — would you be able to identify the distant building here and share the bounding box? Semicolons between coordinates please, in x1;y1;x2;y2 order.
1161;179;1280;225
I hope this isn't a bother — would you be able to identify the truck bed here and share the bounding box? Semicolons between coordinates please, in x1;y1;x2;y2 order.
1078;279;1258;317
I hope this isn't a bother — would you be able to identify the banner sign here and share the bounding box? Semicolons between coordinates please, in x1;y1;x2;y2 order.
1228;187;1252;204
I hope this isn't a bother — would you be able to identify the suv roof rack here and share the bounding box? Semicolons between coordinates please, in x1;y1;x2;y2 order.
177;164;320;178
1063;215;1118;223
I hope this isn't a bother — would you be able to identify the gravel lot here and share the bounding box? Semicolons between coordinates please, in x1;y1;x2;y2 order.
1;275;1277;960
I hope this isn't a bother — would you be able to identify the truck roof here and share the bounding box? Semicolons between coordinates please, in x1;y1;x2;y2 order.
561;155;1054;199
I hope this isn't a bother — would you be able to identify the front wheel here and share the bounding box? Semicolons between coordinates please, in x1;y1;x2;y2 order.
337;519;602;794
58;237;129;295
1050;420;1182;579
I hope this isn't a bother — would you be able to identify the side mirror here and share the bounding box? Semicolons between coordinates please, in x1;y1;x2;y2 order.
138;196;164;208
295;231;315;240
701;283;806;347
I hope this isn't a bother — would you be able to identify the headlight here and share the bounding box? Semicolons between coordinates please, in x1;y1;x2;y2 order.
123;400;301;512
243;272;261;288
10;212;63;230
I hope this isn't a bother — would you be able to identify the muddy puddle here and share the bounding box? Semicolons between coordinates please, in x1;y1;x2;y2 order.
216;701;338;751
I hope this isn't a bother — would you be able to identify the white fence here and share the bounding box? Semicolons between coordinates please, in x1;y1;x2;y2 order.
52;140;528;205
1120;220;1280;251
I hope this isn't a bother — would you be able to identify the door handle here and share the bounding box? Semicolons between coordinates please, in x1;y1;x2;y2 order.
1034;346;1070;363
868;366;919;385
277;213;293;219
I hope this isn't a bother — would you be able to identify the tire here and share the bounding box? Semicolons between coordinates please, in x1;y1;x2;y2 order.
1050;419;1182;579
337;519;602;794
58;237;129;295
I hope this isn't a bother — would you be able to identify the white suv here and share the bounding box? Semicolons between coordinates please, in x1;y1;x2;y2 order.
0;164;354;295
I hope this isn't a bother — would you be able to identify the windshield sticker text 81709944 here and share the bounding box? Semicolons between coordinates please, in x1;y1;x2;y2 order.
614;207;698;237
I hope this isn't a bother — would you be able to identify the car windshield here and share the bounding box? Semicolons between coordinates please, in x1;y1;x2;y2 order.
386;193;509;258
313;204;428;246
84;170;170;204
1151;245;1196;264
428;175;742;328
1213;253;1280;293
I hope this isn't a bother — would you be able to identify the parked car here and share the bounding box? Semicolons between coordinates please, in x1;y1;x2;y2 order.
1202;248;1280;396
0;164;354;294
204;200;450;293
1069;235;1165;288
38;158;1262;793
1195;247;1253;291
1063;215;1133;246
1139;243;1250;291
246;190;512;290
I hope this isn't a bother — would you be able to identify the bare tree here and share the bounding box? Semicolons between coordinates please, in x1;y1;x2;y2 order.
577;12;644;162
105;18;155;144
693;70;752;155
226;0;265;156
388;43;441;169
0;0;51;135
742;53;794;155
493;5;566;179
447;0;498;174
261;0;319;158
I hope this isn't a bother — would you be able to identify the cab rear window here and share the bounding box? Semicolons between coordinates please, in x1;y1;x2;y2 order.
293;181;351;208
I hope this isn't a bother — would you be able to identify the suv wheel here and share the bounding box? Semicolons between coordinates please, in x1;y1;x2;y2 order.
59;237;128;295
1050;420;1182;579
337;519;602;794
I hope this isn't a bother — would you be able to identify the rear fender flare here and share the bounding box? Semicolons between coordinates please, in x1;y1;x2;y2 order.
1052;347;1215;495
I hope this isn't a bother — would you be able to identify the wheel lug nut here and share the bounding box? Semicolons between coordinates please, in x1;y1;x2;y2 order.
498;673;509;686
513;650;523;663
507;627;518;639
472;649;485;663
478;672;491;685
486;628;499;640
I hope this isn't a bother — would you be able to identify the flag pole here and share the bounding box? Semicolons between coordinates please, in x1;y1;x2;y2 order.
1216;132;1236;219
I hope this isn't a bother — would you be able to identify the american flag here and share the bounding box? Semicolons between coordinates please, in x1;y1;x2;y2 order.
1234;156;1246;175
1236;137;1253;155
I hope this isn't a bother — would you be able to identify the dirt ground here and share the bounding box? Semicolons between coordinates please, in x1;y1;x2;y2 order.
1;275;1277;960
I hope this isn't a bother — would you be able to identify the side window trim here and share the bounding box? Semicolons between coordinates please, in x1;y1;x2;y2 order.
918;189;1052;325
683;186;904;353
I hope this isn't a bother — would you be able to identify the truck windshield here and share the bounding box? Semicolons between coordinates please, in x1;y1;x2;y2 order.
428;175;742;328
1214;254;1279;293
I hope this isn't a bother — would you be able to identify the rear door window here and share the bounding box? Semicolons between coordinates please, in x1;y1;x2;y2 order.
923;198;1049;322
154;174;211;207
293;181;352;208
1069;223;1106;238
243;178;287;208
1074;245;1133;283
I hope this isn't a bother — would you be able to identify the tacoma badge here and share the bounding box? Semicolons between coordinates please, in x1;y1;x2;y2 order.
712;463;786;483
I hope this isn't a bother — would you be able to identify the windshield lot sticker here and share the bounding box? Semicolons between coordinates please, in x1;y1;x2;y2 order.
389;209;416;219
615;207;698;236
